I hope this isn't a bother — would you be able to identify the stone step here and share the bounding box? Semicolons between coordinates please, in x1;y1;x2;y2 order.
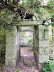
22;56;35;67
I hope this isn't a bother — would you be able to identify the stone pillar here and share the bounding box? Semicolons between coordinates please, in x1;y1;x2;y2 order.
34;25;49;69
51;25;54;59
16;27;21;65
49;25;53;60
5;26;17;67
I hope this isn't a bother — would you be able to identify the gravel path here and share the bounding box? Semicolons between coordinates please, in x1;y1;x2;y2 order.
16;47;39;72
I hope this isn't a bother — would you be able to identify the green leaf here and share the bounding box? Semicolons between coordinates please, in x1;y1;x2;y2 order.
14;8;17;11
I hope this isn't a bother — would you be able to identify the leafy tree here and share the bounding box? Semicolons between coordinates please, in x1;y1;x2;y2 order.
0;0;54;29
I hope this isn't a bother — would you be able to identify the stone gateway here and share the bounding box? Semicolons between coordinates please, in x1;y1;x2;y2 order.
5;20;50;70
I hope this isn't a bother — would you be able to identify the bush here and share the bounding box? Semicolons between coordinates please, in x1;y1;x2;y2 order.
42;61;54;72
16;69;20;72
47;0;54;7
28;37;33;44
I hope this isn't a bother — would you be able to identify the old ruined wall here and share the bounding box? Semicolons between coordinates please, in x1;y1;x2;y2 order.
5;24;53;70
34;25;49;69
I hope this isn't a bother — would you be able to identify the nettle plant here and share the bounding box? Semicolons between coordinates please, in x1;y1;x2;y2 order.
42;61;54;72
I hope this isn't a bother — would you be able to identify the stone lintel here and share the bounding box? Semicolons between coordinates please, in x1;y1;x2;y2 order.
12;20;43;26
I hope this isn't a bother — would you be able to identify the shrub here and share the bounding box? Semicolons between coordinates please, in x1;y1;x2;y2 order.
42;61;54;72
47;0;54;7
16;69;20;72
28;37;33;44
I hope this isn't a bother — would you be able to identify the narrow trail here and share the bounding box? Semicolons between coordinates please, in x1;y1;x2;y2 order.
16;47;39;72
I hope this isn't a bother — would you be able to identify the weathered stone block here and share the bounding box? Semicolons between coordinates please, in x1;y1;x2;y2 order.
39;25;49;40
37;63;43;70
6;44;16;66
38;54;49;63
45;31;49;39
6;31;16;37
39;25;49;30
39;40;49;47
39;47;49;55
39;30;44;40
6;38;16;44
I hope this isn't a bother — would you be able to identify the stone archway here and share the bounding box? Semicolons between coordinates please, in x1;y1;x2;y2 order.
5;24;49;70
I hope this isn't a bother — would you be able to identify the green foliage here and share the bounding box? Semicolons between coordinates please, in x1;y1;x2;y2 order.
47;0;54;7
28;37;33;44
16;69;20;72
33;1;41;8
51;12;54;18
7;10;14;15
35;7;41;14
0;8;15;25
18;0;25;6
42;61;54;72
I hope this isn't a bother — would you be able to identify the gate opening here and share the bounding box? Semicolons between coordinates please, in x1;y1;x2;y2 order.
16;27;37;72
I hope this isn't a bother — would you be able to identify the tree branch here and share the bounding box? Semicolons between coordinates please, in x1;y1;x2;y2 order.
42;18;54;25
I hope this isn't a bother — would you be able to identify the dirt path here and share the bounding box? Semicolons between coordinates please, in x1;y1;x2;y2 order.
16;47;39;72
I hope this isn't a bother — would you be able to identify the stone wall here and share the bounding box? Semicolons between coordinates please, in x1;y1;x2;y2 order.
34;25;49;69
